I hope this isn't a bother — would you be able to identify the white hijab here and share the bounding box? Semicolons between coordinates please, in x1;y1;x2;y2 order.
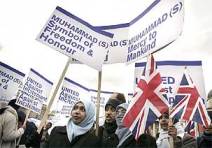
66;99;95;143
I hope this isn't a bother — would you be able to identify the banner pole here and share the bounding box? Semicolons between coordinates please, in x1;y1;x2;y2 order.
37;58;70;133
95;71;102;136
168;107;174;148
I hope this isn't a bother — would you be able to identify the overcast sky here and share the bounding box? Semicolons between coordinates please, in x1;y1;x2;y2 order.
0;0;212;96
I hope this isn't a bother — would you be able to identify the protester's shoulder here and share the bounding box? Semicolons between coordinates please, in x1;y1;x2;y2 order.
137;134;157;147
182;134;197;148
183;133;196;142
3;107;17;120
99;125;104;130
139;133;156;140
85;130;100;139
120;135;136;148
51;126;66;134
5;106;17;115
196;136;203;146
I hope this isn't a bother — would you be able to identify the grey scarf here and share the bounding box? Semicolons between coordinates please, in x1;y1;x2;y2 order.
115;103;132;147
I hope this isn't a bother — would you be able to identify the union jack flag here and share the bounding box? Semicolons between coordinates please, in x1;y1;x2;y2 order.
170;68;211;127
185;121;198;137
123;54;169;140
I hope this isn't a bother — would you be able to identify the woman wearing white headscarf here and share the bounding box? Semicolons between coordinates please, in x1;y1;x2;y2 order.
45;99;100;148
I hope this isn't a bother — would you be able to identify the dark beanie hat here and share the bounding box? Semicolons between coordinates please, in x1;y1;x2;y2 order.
105;99;122;110
8;99;20;111
17;110;26;123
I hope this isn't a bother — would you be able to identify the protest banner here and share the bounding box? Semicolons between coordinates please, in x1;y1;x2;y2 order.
38;58;70;133
127;0;184;64
90;88;114;127
0;61;25;105
16;68;53;113
134;61;206;105
96;0;184;64
53;77;90;116
96;24;129;64
36;6;113;71
50;77;114;126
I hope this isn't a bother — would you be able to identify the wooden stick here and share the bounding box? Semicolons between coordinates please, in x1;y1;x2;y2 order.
153;123;156;137
168;108;174;148
95;71;102;136
37;58;70;133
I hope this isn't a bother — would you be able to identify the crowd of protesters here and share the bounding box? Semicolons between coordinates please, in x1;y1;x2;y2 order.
1;92;212;148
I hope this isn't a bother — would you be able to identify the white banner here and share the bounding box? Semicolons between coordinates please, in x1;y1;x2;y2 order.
53;77;90;116
98;24;129;64
90;89;113;125
16;69;53;113
36;6;113;71
134;61;206;105
51;77;114;125
96;0;184;64
0;61;25;105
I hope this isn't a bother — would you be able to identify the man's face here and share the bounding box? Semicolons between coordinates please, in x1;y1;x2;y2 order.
45;122;52;129
105;105;116;123
116;107;126;126
71;102;86;124
159;113;169;130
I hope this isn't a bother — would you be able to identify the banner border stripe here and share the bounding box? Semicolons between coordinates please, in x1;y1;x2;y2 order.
135;61;202;68
30;68;53;85
56;6;113;38
0;61;25;77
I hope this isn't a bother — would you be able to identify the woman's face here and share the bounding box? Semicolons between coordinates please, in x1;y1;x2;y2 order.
71;102;86;124
159;113;169;130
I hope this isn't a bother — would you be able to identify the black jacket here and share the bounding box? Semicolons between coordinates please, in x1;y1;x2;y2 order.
20;121;42;148
117;134;136;148
197;132;212;148
98;125;119;148
136;133;157;148
116;133;156;148
45;126;100;148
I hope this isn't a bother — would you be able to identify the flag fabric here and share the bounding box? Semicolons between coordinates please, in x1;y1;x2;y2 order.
170;68;211;127
185;121;197;137
123;54;169;140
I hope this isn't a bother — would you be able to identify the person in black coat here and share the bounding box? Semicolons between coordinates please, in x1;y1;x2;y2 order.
98;98;122;148
115;103;157;148
19;121;42;148
197;110;212;148
115;103;135;148
45;98;100;148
